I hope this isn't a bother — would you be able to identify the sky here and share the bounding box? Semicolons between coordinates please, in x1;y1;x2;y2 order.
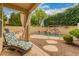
3;3;77;17
3;7;19;18
38;3;76;15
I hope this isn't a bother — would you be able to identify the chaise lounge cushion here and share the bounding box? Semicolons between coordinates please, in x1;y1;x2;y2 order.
17;41;32;50
4;32;32;50
4;32;18;46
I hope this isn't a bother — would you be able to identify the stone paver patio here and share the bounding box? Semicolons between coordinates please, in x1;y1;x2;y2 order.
46;40;58;44
43;45;58;52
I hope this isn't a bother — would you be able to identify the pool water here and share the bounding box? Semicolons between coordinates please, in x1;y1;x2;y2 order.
33;32;63;37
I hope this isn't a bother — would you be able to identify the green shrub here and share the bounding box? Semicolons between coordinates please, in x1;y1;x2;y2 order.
63;35;73;43
70;29;79;38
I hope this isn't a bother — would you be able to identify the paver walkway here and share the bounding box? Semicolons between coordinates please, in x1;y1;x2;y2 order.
46;40;58;44
24;44;49;56
43;45;58;52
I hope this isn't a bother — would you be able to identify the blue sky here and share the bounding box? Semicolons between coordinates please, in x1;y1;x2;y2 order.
39;3;75;10
3;7;19;18
38;3;76;15
3;3;76;17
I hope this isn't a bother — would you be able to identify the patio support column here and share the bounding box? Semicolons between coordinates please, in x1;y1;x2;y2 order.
20;12;25;28
25;13;31;41
20;11;31;41
20;12;29;41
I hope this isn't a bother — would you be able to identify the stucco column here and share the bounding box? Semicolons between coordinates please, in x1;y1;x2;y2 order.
25;13;31;41
20;12;25;28
20;11;30;41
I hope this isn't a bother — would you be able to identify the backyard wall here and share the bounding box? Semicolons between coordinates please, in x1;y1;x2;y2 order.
5;26;23;33
5;26;77;35
30;26;77;35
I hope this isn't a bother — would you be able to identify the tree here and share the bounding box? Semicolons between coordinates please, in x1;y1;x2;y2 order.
31;9;48;27
44;4;79;27
31;14;39;26
3;14;7;26
0;9;2;19
9;12;22;26
2;11;7;26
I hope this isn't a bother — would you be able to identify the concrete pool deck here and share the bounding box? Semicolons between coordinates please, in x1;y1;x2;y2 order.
30;34;63;40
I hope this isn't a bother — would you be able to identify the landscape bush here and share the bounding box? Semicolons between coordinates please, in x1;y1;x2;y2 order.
70;29;79;38
63;35;73;43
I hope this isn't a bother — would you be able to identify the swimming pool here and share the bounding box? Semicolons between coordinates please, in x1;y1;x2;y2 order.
31;32;63;37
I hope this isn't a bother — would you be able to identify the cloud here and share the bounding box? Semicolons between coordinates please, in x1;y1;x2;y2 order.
38;4;49;10
6;14;10;19
41;5;49;9
45;3;78;15
3;7;20;19
38;3;78;15
45;8;67;15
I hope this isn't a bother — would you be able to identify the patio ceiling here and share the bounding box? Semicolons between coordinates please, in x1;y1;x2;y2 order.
0;4;2;7
3;3;39;12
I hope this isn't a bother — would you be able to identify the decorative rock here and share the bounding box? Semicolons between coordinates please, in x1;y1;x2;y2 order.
43;45;58;52
46;40;58;44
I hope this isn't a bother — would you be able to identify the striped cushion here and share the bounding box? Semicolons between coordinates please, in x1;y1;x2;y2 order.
4;32;32;50
17;41;32;50
4;32;18;46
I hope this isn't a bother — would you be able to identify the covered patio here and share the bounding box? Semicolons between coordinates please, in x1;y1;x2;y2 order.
0;3;49;56
1;3;79;56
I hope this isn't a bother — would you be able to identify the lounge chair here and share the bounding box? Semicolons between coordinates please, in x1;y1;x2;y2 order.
3;32;32;55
